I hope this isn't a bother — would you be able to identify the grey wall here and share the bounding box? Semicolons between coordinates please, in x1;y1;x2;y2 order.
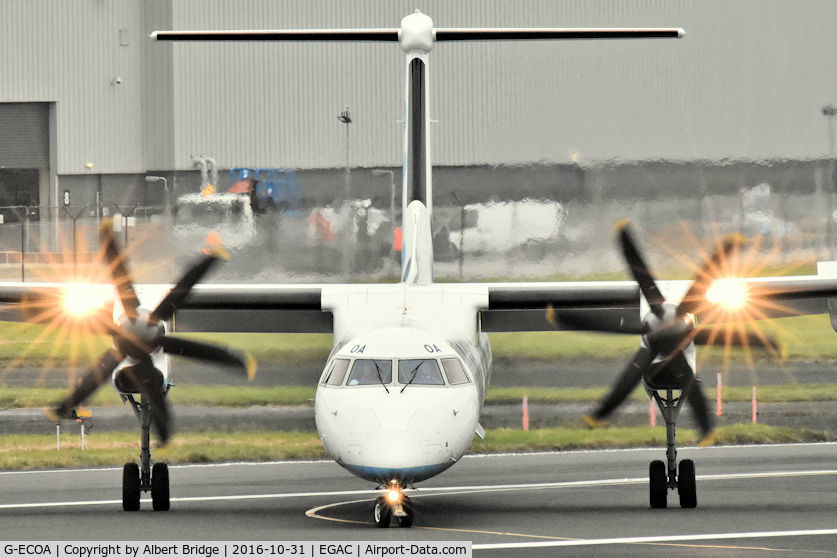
2;1;837;207
164;0;837;169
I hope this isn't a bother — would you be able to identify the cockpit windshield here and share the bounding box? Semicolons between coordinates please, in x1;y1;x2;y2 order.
323;358;350;386
441;358;470;385
347;359;393;386
398;359;445;386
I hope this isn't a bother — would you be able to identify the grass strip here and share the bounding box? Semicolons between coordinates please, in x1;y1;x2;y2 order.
0;424;830;471
3;383;837;410
0;314;836;366
487;384;837;404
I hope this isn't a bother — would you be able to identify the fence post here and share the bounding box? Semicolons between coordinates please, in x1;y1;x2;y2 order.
62;206;88;280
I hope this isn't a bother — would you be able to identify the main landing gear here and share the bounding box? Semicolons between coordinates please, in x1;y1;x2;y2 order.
648;387;697;509
374;481;414;528
121;394;170;512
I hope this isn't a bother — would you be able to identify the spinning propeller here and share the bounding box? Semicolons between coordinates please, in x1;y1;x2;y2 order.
550;221;770;439
47;221;256;444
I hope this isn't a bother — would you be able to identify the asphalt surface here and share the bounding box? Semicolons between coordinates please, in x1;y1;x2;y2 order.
1;444;836;556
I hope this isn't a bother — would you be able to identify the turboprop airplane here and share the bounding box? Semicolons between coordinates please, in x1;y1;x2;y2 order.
6;10;837;526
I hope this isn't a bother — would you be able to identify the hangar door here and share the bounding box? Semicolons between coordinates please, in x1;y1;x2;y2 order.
0;103;48;210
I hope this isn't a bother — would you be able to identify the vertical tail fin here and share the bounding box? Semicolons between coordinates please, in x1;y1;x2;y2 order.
399;11;435;283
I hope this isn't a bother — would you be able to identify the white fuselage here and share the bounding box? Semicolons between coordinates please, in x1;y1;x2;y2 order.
314;284;491;484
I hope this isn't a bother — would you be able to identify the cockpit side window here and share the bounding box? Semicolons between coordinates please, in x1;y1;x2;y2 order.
347;359;393;386
323;358;350;386
398;359;444;385
441;358;471;385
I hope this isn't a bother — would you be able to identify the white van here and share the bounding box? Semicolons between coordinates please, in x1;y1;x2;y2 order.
172;193;256;250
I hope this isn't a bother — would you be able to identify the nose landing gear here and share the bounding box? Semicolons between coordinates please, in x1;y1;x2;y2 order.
374;481;414;528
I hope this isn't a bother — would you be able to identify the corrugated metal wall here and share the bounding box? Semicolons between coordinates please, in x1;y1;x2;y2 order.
164;0;837;169
0;0;144;174
2;1;837;172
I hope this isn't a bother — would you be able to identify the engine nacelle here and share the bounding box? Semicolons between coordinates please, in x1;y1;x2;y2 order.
114;311;166;359
113;363;165;394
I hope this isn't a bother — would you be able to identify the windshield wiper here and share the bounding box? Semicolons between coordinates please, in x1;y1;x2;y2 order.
373;360;390;394
400;363;422;393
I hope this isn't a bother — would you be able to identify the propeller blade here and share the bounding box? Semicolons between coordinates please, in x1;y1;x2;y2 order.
676;234;743;317
100;222;140;317
139;367;173;445
684;376;713;438
48;348;123;420
589;346;656;423
159;336;257;380
151;252;224;321
616;221;666;317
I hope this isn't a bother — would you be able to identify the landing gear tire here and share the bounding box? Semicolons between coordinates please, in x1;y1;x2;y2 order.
122;463;141;512
151;462;170;511
374;496;392;528
678;459;697;509
396;495;414;528
649;459;667;509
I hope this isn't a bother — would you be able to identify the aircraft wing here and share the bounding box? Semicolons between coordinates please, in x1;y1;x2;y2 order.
0;282;113;323
3;274;837;334
481;274;837;333
481;281;640;332
167;272;837;334
172;284;329;333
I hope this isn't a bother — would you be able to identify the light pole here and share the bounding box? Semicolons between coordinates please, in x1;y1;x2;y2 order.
338;107;352;203
822;105;836;257
372;169;396;259
338;107;352;275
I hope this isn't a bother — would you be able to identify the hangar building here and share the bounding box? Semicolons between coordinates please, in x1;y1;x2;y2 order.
2;0;837;225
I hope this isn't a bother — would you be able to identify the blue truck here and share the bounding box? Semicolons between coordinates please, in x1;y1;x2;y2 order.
229;167;301;212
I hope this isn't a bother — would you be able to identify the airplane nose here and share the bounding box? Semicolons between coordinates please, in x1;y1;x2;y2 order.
365;429;426;470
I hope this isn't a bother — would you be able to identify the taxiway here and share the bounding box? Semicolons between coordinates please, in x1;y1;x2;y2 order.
1;443;835;556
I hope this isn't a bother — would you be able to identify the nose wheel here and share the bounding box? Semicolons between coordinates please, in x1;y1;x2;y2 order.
648;388;698;509
374;482;414;527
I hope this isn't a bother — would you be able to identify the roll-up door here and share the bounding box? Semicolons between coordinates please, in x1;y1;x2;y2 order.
0;103;49;168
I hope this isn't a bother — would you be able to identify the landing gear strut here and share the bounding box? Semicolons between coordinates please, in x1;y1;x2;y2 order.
122;394;170;511
648;388;697;509
374;481;413;528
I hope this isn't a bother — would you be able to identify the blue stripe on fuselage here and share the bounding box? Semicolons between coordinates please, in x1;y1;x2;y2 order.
339;461;454;484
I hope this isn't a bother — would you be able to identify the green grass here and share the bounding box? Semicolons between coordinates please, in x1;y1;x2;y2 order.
4;382;837;411
1;310;836;368
486;384;837;404
0;423;829;471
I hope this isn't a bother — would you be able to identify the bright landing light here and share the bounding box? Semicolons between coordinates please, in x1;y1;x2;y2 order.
706;278;748;310
62;283;107;318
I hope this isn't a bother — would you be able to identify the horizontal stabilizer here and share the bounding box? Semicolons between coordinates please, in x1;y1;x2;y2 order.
151;29;399;41
435;28;684;41
151;28;683;42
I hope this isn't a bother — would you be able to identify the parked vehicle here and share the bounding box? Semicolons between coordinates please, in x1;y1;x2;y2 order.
229;167;301;212
172;192;256;250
